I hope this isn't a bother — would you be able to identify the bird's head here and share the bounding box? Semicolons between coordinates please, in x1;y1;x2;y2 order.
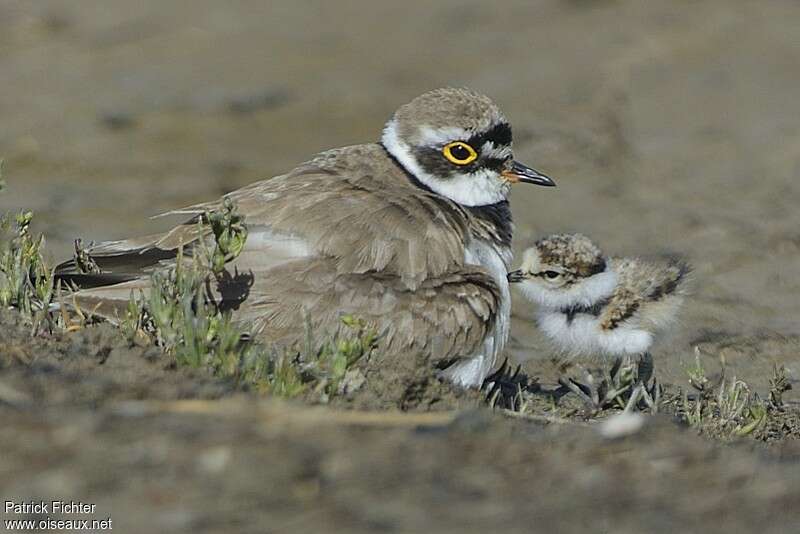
508;233;617;309
382;88;554;207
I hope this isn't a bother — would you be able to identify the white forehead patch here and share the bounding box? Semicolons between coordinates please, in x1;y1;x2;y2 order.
416;125;472;146
415;123;513;151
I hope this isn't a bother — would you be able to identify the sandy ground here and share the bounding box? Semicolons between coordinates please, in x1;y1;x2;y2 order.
2;311;800;534
2;0;800;532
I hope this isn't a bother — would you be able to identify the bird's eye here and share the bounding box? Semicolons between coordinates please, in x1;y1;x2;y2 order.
543;271;560;279
442;141;478;165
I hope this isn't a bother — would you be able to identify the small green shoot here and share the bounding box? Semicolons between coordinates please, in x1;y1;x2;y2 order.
0;205;55;331
204;197;248;275
669;353;775;439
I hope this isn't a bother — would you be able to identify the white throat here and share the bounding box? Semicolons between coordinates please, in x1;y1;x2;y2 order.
518;270;618;310
381;119;509;207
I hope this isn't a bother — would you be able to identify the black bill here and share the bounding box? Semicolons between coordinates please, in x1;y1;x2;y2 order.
501;161;556;187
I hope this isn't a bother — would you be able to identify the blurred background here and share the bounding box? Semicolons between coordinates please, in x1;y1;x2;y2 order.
1;0;799;388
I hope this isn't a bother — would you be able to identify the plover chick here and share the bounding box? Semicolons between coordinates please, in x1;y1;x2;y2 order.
508;233;690;361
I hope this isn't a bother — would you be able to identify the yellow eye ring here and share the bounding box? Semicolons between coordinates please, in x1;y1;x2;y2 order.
442;141;478;165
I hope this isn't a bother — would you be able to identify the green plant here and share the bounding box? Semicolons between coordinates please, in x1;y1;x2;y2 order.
303;314;377;401
670;354;770;439
119;222;265;383
0;204;55;330
0;163;53;324
204;197;248;275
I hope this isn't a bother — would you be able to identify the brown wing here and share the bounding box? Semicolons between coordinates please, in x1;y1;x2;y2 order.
57;144;471;293
65;256;499;368
599;257;690;330
598;288;643;331
159;144;470;288
232;258;499;368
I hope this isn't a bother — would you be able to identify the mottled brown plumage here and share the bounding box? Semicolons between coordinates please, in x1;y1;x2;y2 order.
598;257;690;331
534;233;606;278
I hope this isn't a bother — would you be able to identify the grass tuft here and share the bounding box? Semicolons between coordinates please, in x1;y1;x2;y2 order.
665;353;776;439
0;209;55;331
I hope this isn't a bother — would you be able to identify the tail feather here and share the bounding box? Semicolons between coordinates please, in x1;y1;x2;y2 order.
56;272;141;290
56;247;178;277
54;232;181;320
56;278;152;323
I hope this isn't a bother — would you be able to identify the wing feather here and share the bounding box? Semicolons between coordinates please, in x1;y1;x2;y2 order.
234;258;499;367
58;145;470;292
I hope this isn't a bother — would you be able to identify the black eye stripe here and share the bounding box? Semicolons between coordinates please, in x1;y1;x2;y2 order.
412;121;513;177
467;122;513;149
537;270;575;279
483;157;506;171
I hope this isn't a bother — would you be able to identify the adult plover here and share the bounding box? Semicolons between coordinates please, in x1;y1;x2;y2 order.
57;88;555;388
508;233;689;361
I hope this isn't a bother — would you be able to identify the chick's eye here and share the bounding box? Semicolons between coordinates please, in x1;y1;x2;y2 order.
442;141;478;165
543;271;560;279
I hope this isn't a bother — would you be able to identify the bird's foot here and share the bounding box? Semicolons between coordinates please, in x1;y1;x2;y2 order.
482;358;538;411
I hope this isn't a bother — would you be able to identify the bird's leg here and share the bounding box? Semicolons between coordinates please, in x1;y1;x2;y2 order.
609;357;622;382
584;370;601;407
557;375;598;411
483;358;511;408
603;357;633;409
624;383;645;413
635;352;661;413
639;381;658;413
621;354;637;378
622;352;659;413
637;352;654;385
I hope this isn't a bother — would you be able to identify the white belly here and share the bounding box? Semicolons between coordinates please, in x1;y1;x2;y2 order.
441;240;511;388
537;311;653;358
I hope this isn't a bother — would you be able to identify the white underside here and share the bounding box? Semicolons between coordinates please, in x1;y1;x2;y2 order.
537;310;653;358
441;240;512;388
231;226;312;273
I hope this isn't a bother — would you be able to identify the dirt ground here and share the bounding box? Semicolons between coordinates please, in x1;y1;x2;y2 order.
2;0;800;532
3;310;800;534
